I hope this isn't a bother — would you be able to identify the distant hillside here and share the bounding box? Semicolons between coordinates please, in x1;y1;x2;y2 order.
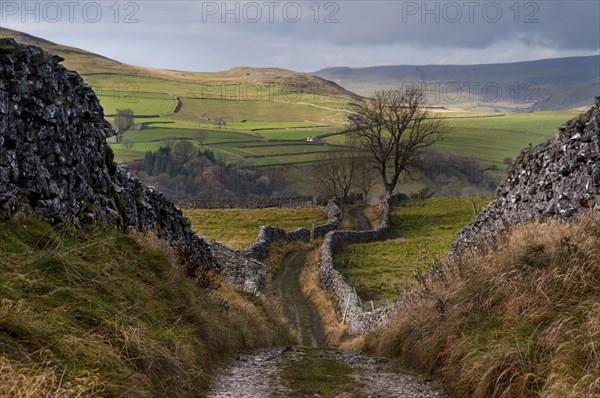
314;56;600;111
0;27;358;100
0;28;123;73
0;28;362;169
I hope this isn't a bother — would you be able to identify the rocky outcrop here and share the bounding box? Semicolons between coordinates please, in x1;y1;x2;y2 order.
453;100;600;252
0;38;215;279
319;196;392;334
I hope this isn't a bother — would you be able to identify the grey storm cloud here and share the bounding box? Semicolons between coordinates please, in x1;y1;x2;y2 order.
290;1;600;49
1;0;598;71
133;1;600;49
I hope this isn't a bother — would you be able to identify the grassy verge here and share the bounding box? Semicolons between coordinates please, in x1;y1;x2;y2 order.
184;206;326;249
334;197;489;304
369;211;600;398
0;213;292;397
299;247;364;349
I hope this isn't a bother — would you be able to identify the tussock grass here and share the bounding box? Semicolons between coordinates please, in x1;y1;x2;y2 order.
0;213;292;397
370;211;600;397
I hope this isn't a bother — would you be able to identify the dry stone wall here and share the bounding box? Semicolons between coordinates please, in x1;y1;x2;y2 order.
176;193;363;210
239;198;346;261
210;242;266;292
312;199;342;238
242;225;310;260
319;197;393;334
175;196;317;209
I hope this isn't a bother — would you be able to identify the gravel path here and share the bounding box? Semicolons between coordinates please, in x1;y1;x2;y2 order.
207;348;291;398
207;347;448;397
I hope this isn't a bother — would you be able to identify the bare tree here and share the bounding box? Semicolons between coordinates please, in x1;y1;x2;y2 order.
343;135;378;202
353;87;449;196
312;150;359;200
112;108;134;143
112;108;134;131
195;130;208;148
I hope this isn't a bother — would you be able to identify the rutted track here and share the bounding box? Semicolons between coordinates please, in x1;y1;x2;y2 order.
272;251;323;348
207;204;448;397
349;205;372;231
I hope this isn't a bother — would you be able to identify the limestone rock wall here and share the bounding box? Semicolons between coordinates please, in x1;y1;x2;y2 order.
0;39;216;279
312;199;342;238
210;242;266;292
453;102;600;252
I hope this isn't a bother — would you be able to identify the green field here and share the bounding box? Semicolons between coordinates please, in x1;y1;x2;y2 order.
81;48;580;169
0;27;587;169
437;111;579;166
86;57;579;169
41;46;359;165
112;109;577;167
184;207;327;249
96;92;177;116
334;197;490;305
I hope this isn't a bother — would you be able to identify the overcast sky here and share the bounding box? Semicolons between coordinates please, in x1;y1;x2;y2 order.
1;1;599;72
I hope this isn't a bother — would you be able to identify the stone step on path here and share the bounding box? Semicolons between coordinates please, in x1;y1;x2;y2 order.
207;347;448;397
207;348;291;398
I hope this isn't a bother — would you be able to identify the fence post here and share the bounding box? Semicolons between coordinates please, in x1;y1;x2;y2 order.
342;295;351;324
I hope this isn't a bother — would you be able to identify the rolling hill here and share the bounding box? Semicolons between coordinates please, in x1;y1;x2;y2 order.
0;27;586;198
0;28;357;100
0;27;361;166
314;56;600;111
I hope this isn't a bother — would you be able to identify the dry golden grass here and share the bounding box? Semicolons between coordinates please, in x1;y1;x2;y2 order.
0;213;293;397
0;355;102;398
370;211;600;398
300;247;364;349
